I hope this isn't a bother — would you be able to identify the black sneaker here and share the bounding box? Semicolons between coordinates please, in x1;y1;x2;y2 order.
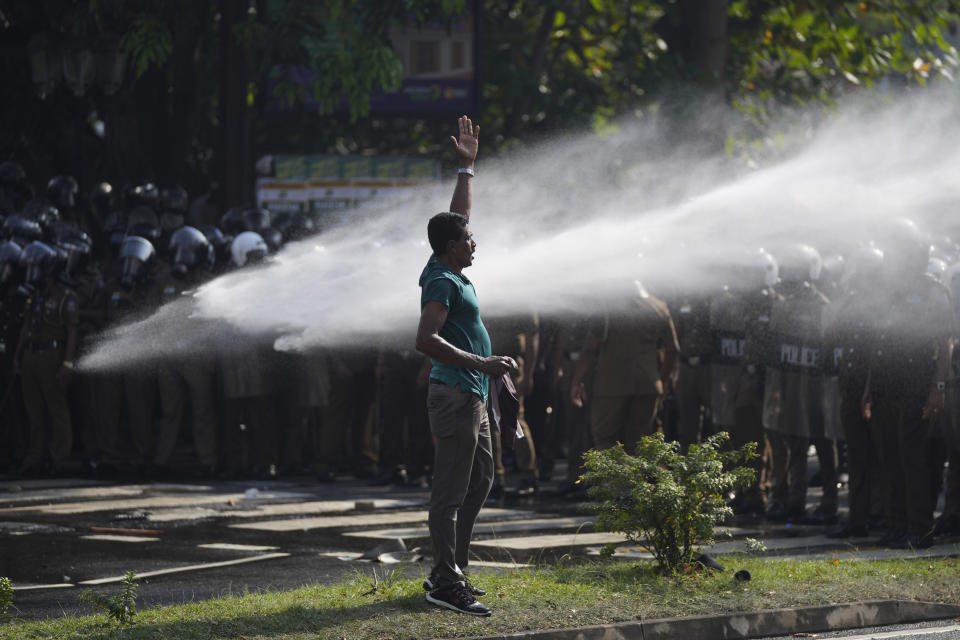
423;572;486;597
426;582;491;616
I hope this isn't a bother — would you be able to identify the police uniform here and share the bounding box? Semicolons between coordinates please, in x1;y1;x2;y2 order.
871;274;953;540
152;269;219;470
555;317;593;484
588;294;678;455
824;288;880;531
218;329;275;476
68;266;106;466
0;289;28;470
95;265;166;465
277;347;331;474
486;313;540;489
374;347;431;482
19;281;80;469
762;283;830;519
710;287;774;512
672;296;713;449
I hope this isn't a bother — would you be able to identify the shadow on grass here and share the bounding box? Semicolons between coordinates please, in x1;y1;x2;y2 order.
76;592;430;640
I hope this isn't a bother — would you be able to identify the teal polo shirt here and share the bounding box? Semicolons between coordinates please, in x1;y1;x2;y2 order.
419;255;491;401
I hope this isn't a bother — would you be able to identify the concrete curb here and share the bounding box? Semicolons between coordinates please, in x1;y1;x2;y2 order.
477;600;960;640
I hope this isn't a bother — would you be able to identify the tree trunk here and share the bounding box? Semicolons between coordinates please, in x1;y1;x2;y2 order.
218;0;249;217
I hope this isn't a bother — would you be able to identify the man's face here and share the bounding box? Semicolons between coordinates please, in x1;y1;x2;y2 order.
447;225;476;269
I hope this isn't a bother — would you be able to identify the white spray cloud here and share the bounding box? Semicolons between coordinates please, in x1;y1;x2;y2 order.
81;90;960;370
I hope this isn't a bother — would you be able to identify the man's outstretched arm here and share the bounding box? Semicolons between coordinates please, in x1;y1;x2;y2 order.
449;115;478;220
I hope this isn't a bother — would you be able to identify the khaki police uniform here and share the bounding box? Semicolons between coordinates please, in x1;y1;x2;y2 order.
277;347;330;473
871;274;953;538
153;269;219;469
672;296;713;449
589;295;678;455
69;267;106;464
710;288;774;511
824;289;880;530
19;281;80;468
0;290;28;469
95;265;167;465
555;317;593;484
218;329;276;475
762;283;830;517
486;313;539;487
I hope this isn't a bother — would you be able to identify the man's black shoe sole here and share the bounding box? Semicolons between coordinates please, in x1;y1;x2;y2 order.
425;592;491;616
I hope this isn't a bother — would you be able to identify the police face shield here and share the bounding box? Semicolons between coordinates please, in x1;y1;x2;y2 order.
171;246;198;278
119;236;155;288
0;243;21;287
61;242;91;277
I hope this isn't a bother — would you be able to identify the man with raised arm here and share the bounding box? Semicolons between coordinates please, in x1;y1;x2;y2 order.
415;115;516;617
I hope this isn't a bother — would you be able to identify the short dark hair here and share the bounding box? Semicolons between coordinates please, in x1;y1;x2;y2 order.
427;212;468;255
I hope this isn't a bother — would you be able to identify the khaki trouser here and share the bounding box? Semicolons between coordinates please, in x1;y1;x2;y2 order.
676;362;711;449
21;348;72;465
731;404;767;508
841;392;880;528
873;381;936;537
427;382;494;588
155;358;218;467
591;393;659;455
94;369;155;463
767;430;808;513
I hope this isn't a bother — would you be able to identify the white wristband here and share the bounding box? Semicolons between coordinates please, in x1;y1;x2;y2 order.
458;167;474;177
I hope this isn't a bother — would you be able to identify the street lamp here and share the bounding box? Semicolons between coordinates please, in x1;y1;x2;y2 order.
61;45;96;96
95;43;127;95
27;34;61;97
27;36;127;97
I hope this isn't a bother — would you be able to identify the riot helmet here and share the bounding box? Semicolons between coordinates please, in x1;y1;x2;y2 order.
160;185;188;214
197;224;232;266
119;236;156;289
241;207;271;233
876;217;930;281
230;231;268;267
123;181;160;212
260;227;283;253
219;206;245;235
3;215;43;246
841;244;884;292
926;257;948;283
0;241;23;288
168;225;213;278
776;244;821;284
54;226;93;280
734;248;779;292
21;241;65;285
22;199;60;229
89;181;115;216
0;161;30;213
272;210;316;241
944;261;960;301
46;175;79;210
126;205;161;242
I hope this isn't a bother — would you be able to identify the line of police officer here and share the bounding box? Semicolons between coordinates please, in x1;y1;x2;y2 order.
0;161;437;483
659;219;960;548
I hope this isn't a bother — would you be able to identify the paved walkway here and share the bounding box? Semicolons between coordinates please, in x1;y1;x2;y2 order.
0;459;957;618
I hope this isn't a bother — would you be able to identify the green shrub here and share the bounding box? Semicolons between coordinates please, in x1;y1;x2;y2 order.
581;431;756;574
79;571;139;626
0;576;13;621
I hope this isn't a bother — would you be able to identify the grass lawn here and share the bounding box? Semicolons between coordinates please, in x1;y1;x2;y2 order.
2;555;959;640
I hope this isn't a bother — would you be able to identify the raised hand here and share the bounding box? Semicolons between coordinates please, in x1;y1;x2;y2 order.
450;115;479;165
